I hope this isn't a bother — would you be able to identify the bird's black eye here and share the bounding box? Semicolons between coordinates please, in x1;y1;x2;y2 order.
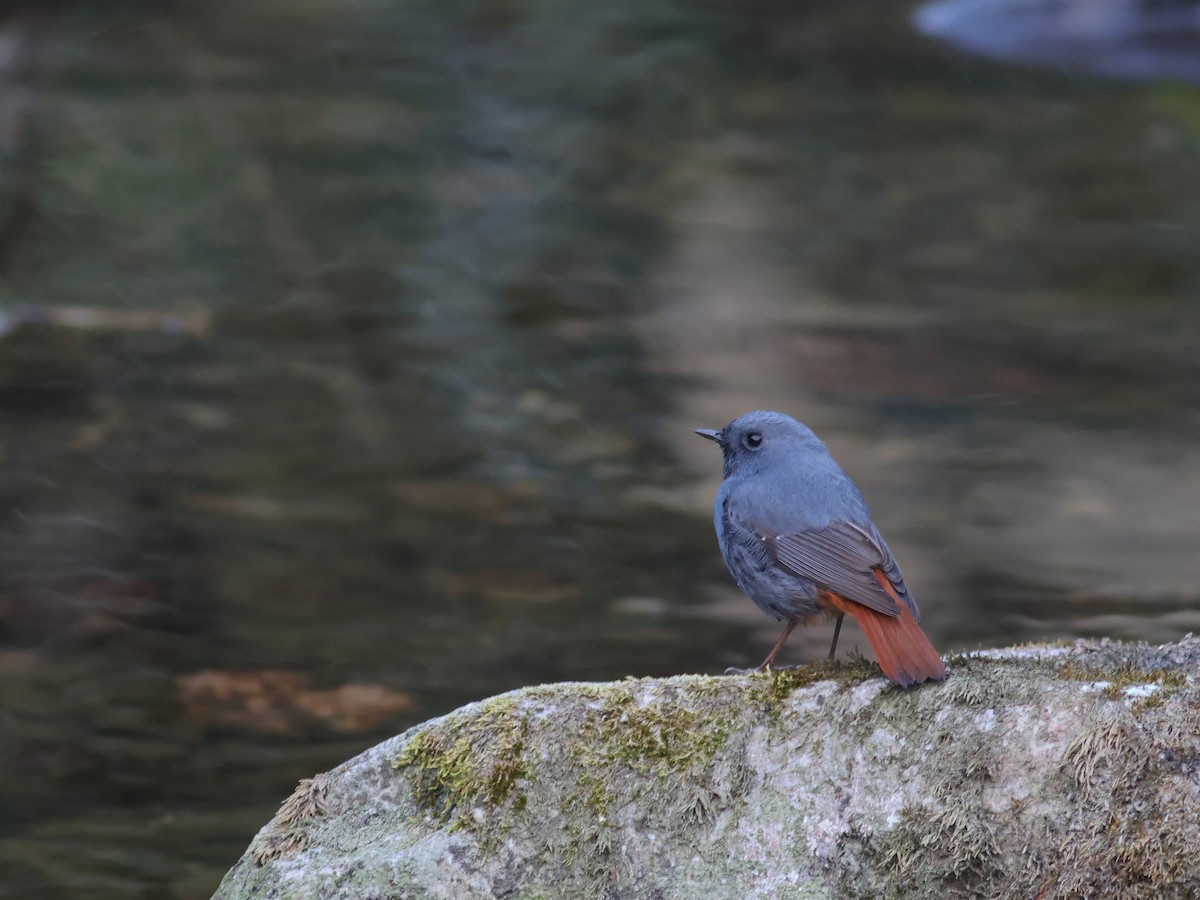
744;431;763;450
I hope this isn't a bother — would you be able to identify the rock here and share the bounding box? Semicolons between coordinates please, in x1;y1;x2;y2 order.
214;638;1200;899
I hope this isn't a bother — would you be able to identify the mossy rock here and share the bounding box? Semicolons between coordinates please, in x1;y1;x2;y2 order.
215;638;1200;899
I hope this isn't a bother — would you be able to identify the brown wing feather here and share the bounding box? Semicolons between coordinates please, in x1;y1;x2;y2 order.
762;520;919;620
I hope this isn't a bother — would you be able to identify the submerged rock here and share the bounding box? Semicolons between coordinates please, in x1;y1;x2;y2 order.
915;0;1200;84
215;638;1200;899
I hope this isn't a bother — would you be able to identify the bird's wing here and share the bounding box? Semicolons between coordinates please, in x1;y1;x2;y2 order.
760;521;919;620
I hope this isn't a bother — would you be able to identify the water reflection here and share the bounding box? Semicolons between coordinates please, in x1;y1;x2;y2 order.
1;0;1199;896
916;0;1200;83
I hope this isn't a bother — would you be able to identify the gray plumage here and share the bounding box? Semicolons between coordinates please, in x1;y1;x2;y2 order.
697;410;919;625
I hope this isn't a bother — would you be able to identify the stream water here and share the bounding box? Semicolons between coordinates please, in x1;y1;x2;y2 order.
1;0;1199;895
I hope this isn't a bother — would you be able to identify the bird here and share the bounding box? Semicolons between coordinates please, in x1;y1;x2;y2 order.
696;410;947;687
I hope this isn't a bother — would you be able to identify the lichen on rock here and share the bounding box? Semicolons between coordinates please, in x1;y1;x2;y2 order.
216;637;1200;900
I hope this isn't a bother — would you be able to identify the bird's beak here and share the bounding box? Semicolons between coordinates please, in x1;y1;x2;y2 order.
694;428;723;444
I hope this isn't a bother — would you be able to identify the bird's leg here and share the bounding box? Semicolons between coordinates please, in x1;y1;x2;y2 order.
757;618;798;671
827;612;845;661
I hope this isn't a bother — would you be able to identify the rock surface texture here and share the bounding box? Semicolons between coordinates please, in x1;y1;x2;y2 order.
215;639;1200;899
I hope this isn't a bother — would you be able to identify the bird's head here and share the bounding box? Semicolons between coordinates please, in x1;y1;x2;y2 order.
695;410;826;478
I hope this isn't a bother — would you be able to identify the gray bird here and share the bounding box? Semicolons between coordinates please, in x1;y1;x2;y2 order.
696;410;947;687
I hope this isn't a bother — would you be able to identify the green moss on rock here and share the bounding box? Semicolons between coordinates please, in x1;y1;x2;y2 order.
392;693;532;831
218;639;1200;900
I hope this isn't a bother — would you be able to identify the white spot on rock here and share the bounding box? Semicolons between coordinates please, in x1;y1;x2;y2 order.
1123;683;1159;699
969;645;1070;661
845;679;887;713
974;708;997;732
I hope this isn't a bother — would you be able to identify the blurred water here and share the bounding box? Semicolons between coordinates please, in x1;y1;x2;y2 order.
1;0;1199;895
916;0;1200;83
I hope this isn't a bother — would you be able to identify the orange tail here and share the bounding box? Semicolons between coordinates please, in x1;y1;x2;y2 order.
822;592;948;688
